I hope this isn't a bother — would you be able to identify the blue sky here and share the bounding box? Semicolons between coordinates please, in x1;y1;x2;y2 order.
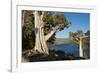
55;12;90;38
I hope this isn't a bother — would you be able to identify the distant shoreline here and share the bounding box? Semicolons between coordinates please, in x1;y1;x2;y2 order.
54;38;76;45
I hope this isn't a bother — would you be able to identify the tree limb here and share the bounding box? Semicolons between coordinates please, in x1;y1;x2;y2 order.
45;24;63;41
45;29;56;41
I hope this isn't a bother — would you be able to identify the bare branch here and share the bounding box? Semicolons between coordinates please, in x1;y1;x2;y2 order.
45;29;56;41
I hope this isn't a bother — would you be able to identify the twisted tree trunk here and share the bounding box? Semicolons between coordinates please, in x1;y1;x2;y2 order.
33;11;49;54
32;11;60;55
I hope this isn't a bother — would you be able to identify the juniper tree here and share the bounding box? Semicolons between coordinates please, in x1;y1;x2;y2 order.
22;11;70;55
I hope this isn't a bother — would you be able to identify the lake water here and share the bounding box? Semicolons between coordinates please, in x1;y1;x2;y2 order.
50;44;79;57
50;44;90;58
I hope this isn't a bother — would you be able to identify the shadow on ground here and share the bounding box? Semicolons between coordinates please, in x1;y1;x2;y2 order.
22;49;88;62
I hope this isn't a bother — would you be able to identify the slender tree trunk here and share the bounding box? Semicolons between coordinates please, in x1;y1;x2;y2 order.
79;37;83;57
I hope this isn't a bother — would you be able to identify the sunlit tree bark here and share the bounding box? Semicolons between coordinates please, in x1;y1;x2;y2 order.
32;11;70;55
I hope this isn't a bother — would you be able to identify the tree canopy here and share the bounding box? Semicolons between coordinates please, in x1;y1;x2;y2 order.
69;30;90;48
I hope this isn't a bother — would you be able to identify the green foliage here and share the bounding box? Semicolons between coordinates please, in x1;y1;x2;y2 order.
70;30;90;48
53;13;70;31
83;30;90;48
22;11;70;51
22;10;35;50
43;12;70;45
70;30;84;43
85;30;90;36
43;12;53;24
53;14;68;25
43;12;70;31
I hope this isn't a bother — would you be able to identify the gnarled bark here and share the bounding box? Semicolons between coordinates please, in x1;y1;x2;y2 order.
32;11;63;55
45;30;56;41
33;11;42;53
33;11;49;54
45;24;62;41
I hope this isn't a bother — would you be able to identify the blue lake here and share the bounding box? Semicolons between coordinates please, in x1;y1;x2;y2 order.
50;44;90;58
50;44;79;57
